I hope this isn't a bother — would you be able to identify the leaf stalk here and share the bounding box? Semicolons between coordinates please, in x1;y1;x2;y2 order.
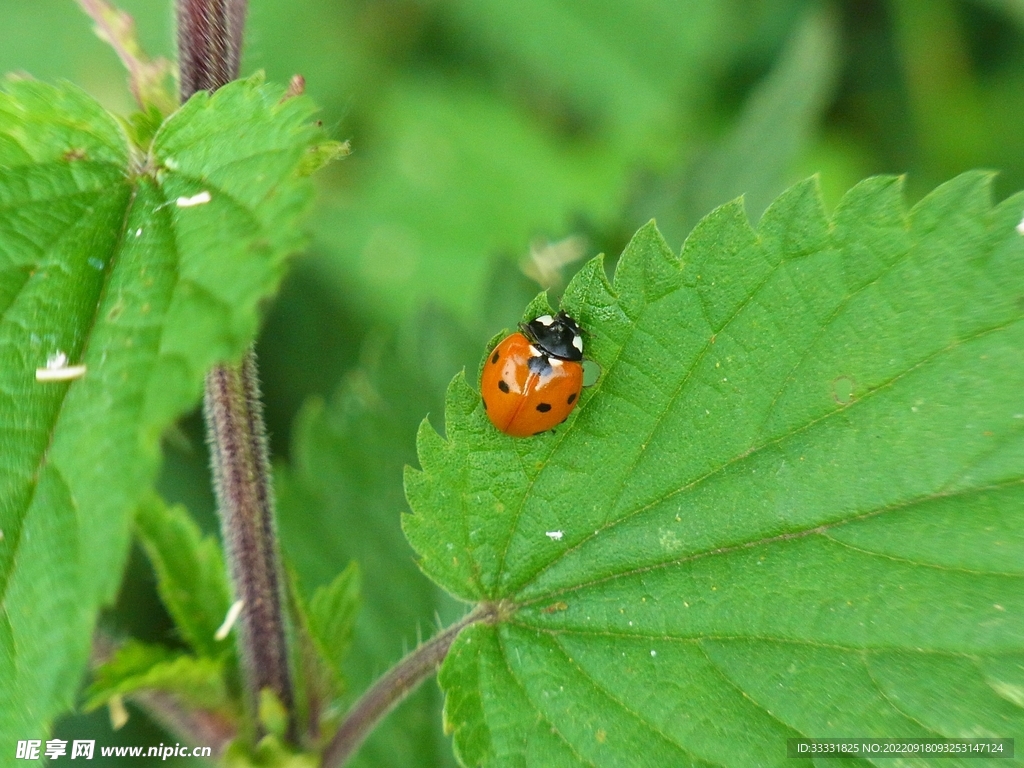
320;604;499;768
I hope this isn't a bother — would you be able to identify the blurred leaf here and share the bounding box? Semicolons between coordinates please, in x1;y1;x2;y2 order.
286;560;361;740
314;77;626;323
891;0;989;183
85;641;230;714
429;0;746;154
259;688;290;741
0;76;331;754
308;562;361;686
970;0;1024;27
135;494;232;659
407;173;1024;764
276;310;480;768
74;0;176;115
638;4;840;248
297;139;350;178
285;561;356;741
222;735;319;768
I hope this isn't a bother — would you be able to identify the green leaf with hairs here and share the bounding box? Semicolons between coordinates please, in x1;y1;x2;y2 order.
84;641;231;714
307;561;361;689
0;74;333;755
406;173;1024;766
135;493;232;659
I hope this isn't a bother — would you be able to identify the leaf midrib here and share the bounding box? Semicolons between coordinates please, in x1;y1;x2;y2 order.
515;623;1014;659
513;475;1024;609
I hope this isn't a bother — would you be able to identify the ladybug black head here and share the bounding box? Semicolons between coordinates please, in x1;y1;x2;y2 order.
520;310;584;362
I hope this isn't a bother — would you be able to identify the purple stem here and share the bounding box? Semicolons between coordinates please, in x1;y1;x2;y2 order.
320;605;498;768
204;350;296;741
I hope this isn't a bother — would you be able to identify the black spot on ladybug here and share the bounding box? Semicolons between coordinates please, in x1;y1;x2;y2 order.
536;403;552;413
567;392;577;404
498;379;510;394
491;350;499;364
482;396;488;411
527;355;551;376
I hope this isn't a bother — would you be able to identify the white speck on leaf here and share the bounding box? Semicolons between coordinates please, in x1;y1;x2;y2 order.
545;530;564;541
36;351;87;382
1017;215;1024;235
176;190;212;208
215;599;244;640
135;228;143;237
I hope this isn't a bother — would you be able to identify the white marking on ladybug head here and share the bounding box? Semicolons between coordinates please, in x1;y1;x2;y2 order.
529;345;541;356
572;335;584;353
549;358;564;368
536;315;554;326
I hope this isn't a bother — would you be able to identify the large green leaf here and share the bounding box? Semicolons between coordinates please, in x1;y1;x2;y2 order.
0;76;329;755
405;173;1024;765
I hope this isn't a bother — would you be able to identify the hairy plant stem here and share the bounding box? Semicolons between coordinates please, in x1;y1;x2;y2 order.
321;604;499;768
178;0;293;744
176;0;247;99
205;350;296;742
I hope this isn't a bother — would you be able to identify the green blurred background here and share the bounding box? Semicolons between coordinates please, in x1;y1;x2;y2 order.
4;0;1024;764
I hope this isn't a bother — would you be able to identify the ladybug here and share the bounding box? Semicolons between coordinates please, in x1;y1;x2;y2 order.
481;311;584;437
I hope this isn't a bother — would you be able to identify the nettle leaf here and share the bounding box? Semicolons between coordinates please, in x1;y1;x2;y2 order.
285;559;360;732
0;75;329;752
135;493;232;659
307;562;361;684
84;641;230;714
405;173;1024;765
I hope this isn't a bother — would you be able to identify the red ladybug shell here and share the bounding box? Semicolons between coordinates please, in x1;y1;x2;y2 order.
481;332;583;437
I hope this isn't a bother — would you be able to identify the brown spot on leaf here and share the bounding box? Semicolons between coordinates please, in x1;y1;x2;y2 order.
541;601;568;614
